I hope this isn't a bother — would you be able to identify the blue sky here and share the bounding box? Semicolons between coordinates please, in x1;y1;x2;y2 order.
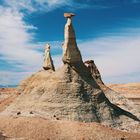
0;0;140;85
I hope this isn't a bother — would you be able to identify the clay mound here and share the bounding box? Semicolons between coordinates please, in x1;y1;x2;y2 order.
1;63;139;129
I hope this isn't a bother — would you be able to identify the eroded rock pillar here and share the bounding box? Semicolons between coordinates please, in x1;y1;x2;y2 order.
43;44;55;71
84;60;104;85
62;13;82;64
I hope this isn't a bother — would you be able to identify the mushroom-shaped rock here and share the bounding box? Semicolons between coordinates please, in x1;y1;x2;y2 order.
84;60;104;85
64;13;75;18
43;44;55;71
62;13;82;64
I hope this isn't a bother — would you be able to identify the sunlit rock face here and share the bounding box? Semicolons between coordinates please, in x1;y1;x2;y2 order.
62;13;82;64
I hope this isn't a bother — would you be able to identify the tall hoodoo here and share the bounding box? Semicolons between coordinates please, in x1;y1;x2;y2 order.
62;13;82;64
43;44;55;71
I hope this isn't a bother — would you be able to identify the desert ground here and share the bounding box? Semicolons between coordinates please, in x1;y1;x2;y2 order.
108;83;140;105
0;83;140;140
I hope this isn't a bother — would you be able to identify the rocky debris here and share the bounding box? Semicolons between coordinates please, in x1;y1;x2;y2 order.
43;44;55;71
62;13;82;64
1;13;140;132
84;60;104;85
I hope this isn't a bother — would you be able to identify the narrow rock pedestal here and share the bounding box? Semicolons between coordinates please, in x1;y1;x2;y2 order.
62;13;82;64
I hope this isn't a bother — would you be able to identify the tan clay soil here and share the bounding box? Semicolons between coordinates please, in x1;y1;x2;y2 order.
0;116;140;140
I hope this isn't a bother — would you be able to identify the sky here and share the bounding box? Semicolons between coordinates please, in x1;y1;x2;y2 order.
0;0;140;85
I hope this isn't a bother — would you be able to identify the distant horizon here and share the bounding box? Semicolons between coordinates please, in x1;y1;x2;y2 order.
0;0;140;85
0;84;17;88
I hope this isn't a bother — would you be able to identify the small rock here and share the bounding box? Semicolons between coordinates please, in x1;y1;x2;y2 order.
17;112;21;115
30;111;33;114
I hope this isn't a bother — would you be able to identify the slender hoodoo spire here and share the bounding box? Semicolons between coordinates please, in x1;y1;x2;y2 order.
43;44;55;71
62;13;82;64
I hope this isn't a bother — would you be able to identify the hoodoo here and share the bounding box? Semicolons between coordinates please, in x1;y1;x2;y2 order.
62;13;82;64
43;44;55;71
1;13;139;131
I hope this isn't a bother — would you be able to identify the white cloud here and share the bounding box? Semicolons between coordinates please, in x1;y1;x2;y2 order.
3;0;89;13
3;0;139;13
79;35;140;83
0;6;43;71
4;0;35;12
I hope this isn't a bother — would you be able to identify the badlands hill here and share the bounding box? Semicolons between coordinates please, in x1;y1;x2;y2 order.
0;84;140;140
0;13;140;140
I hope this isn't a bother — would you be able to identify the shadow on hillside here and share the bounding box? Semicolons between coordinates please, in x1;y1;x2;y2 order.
71;62;140;123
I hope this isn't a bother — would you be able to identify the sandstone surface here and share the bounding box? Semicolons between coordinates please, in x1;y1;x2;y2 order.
62;13;82;64
42;44;55;71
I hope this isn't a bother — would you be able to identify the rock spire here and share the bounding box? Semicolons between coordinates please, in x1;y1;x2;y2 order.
42;44;55;71
84;60;104;85
62;13;82;64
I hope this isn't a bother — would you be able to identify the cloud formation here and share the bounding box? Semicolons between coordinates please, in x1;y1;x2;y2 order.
0;0;140;85
3;0;89;13
79;35;140;83
0;6;43;72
